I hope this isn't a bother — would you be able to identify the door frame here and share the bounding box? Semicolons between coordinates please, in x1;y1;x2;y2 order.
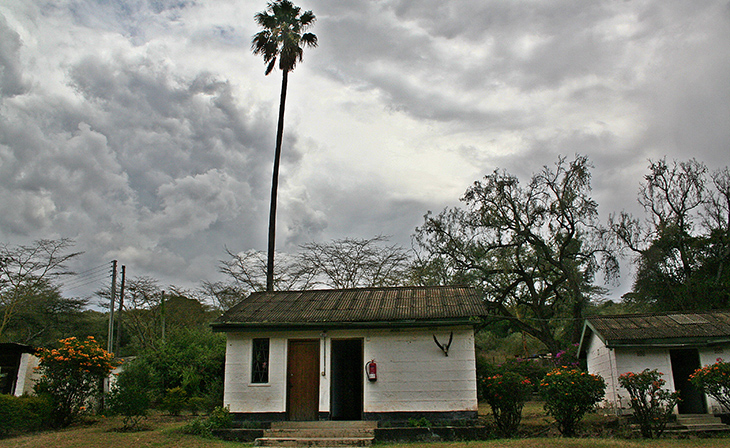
329;338;364;420
670;348;707;414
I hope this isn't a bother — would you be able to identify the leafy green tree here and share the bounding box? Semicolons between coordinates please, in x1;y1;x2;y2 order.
610;160;730;311
1;279;92;346
106;361;153;431
121;327;225;409
414;155;617;352
252;0;317;292
0;238;81;342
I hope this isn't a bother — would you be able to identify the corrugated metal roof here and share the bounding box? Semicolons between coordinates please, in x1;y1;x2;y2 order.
212;286;488;329
585;310;730;343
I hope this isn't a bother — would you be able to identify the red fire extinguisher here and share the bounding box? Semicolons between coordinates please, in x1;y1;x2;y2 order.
366;359;377;382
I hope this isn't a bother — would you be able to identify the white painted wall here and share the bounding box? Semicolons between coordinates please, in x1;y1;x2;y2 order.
14;353;40;396
584;333;621;408
584;332;730;414
223;326;478;416
698;347;729;413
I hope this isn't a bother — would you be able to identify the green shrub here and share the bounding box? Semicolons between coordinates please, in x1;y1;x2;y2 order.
122;329;225;406
188;397;206;416
406;417;431;427
181;406;232;437
161;387;188;416
105;358;153;430
690;358;730;413
477;357;550;396
0;394;53;436
0;394;22;436
480;372;532;437
619;369;679;438
539;367;606;436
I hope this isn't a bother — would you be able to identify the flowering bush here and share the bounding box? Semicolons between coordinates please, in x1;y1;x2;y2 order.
690;358;730;413
618;369;679;438
34;336;119;427
480;372;532;437
539;367;606;436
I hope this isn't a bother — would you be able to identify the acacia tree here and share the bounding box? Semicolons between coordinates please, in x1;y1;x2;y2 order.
214;236;411;299
609;159;730;311
0;238;81;342
252;0;317;292
413;155;618;353
297;235;410;289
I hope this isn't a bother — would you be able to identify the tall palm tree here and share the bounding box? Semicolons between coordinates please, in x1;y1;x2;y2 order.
252;0;317;291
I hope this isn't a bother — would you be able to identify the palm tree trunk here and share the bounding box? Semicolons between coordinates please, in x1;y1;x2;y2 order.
266;70;289;291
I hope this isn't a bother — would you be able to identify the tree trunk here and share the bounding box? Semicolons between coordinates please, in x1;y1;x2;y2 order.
267;70;289;291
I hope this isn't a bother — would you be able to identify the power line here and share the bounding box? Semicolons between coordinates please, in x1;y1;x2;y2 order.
63;262;113;292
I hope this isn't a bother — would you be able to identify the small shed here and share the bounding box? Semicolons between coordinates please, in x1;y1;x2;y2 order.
212;286;488;423
577;310;730;415
0;343;39;396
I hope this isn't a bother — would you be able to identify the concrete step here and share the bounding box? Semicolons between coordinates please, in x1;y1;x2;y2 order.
255;436;373;447
266;429;375;438
675;414;728;431
270;421;377;430
255;421;377;447
676;414;723;424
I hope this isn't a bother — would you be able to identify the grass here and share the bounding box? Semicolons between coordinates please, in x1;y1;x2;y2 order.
0;414;246;448
1;404;728;448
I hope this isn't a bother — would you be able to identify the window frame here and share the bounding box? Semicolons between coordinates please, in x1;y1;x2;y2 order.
251;337;270;384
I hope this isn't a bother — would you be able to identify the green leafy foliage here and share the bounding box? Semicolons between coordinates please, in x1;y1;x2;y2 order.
161;387;187;416
477;357;550;395
413;155;618;352
690;359;730;413
480;372;532;437
618;369;679;438
181;406;232;437
539;367;606;436
34;336;118;427
121;328;225;410
0;394;52;436
611;160;730;312
106;360;153;431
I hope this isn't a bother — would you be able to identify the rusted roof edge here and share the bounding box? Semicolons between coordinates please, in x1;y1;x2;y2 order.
211;317;479;332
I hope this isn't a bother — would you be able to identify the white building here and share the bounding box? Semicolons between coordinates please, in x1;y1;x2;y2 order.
212;286;488;423
577;311;730;415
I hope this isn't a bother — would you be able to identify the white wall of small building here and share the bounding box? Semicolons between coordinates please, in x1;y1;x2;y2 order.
584;332;730;414
223;326;478;416
699;347;729;414
14;352;40;396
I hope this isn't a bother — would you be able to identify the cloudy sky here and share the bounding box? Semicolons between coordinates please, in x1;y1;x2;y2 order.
1;0;729;301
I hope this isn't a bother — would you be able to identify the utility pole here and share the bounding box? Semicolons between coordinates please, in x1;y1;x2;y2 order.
115;265;126;355
161;290;166;343
107;260;117;354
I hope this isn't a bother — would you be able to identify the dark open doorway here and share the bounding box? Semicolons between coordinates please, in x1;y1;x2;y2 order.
330;339;363;420
670;348;706;414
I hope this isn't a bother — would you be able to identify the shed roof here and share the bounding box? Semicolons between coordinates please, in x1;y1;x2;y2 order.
578;310;730;354
212;286;488;331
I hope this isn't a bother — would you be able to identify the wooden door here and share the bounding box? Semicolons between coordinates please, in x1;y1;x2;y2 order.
287;339;320;420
